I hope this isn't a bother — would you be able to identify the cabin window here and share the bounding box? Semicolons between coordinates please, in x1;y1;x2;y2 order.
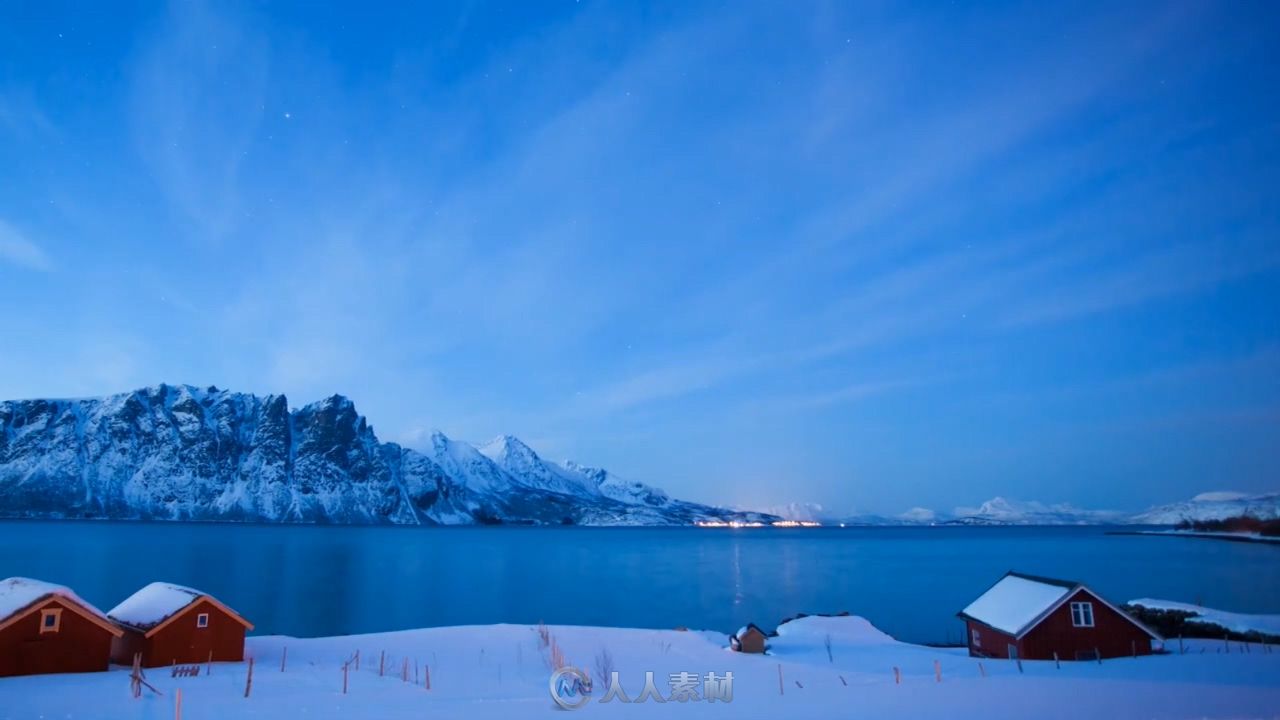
971;628;981;648
40;608;62;634
1070;601;1095;627
196;613;210;628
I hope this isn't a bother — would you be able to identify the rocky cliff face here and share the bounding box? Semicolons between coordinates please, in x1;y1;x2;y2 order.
0;384;767;526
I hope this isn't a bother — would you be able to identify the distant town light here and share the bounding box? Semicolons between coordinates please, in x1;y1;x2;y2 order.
693;520;821;528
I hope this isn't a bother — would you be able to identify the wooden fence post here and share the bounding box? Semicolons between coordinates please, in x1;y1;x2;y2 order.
425;664;431;690
281;646;287;672
1178;635;1184;654
978;662;986;678
777;664;784;695
379;650;385;677
175;688;182;720
342;662;349;695
206;651;213;676
1053;652;1060;669
934;660;941;683
893;666;900;684
1015;657;1023;674
1095;647;1102;665
244;657;254;698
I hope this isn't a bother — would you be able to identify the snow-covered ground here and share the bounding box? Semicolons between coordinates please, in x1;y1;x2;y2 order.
2;616;1278;719
1129;529;1280;544
1129;598;1280;638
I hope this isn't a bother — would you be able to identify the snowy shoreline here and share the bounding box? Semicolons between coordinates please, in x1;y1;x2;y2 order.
1127;599;1280;640
1108;529;1280;544
2;615;1278;719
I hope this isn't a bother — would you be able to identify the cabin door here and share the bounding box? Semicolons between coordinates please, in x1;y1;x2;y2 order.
18;637;65;675
1007;644;1018;660
189;619;214;662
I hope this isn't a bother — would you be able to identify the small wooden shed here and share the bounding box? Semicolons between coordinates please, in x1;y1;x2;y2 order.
730;623;769;654
958;571;1162;661
0;577;122;677
107;582;253;667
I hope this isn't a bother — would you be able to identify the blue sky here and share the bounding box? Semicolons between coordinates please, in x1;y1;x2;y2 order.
1;1;1277;515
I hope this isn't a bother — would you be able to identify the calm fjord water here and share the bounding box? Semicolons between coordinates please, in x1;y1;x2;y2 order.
1;522;1275;644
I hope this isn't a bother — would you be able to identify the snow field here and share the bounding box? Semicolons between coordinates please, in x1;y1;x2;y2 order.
1;615;1278;719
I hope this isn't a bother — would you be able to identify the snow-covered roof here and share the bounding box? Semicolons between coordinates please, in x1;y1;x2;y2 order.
107;582;208;630
3;577;88;618
959;572;1077;636
108;582;253;635
0;577;118;633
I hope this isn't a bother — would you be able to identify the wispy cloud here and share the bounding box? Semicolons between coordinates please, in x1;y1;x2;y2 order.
130;1;268;238
0;91;59;141
792;377;935;410
995;239;1280;328
0;220;52;271
2;0;1276;513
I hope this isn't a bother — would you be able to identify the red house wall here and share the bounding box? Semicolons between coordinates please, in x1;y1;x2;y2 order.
964;620;1018;659
736;629;767;654
1020;589;1153;660
110;599;247;668
0;598;115;677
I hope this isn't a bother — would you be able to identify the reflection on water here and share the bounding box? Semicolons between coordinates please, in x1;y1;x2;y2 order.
731;539;743;608
0;522;1274;644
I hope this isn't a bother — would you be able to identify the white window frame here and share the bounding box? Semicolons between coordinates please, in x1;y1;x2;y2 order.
971;628;982;648
196;612;210;628
1070;601;1095;627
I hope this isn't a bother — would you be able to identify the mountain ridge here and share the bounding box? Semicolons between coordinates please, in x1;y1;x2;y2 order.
761;493;1280;526
3;384;1273;527
0;384;771;527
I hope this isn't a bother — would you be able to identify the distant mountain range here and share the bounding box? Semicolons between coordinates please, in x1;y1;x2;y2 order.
1;384;1273;527
0;384;773;526
1128;492;1280;525
763;493;1280;526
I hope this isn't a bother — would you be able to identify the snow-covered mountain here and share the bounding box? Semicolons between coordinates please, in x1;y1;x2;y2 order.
1130;492;1280;525
897;507;937;523
756;498;1124;526
0;384;772;527
749;503;919;526
478;435;600;498
562;461;672;508
946;497;1126;526
758;502;829;522
767;493;1278;527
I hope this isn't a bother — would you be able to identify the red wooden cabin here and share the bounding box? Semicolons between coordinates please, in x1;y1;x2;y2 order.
958;571;1162;661
107;582;253;668
730;623;769;654
0;577;122;677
